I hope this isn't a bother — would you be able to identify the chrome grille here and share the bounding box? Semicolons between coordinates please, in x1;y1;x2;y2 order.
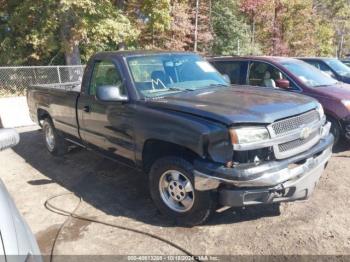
271;110;320;136
269;110;323;159
278;130;318;152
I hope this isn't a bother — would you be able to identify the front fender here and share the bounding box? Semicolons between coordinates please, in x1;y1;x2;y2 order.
133;105;233;164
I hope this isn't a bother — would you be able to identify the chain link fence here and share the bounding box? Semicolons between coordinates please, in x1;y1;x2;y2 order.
0;65;85;97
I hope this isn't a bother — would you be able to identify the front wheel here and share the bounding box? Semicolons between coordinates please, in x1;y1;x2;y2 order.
149;157;216;226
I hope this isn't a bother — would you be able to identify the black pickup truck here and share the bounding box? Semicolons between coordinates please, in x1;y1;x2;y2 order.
27;51;333;225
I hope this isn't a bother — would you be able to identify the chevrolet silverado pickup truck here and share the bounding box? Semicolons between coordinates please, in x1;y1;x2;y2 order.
27;51;333;226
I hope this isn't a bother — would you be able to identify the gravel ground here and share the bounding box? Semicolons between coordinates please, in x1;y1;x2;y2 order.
0;126;349;258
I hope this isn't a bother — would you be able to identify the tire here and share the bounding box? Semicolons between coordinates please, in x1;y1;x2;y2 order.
42;118;68;156
327;116;341;145
149;156;216;226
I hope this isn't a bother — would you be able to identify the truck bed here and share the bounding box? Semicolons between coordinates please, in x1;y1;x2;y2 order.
27;82;81;139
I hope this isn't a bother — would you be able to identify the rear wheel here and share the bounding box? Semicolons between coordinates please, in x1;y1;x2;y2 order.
149;157;216;226
42;118;68;155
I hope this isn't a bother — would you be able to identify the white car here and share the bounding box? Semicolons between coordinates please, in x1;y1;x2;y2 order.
0;129;42;262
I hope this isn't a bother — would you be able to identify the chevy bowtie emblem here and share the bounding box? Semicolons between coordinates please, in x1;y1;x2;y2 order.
300;127;312;140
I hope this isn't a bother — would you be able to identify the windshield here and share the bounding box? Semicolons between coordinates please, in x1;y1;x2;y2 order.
281;60;338;87
324;59;350;77
127;54;229;98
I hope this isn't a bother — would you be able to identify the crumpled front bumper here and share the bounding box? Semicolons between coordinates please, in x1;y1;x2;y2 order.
193;125;333;207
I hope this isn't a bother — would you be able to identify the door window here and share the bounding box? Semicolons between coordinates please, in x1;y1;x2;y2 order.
248;61;296;89
319;62;331;71
310;61;336;78
213;61;244;84
306;60;335;76
319;62;336;78
306;60;321;69
89;60;124;96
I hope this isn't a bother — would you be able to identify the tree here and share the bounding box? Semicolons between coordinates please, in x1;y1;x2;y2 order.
0;0;139;65
281;0;317;56
314;19;335;56
239;0;267;53
164;0;193;50
314;0;350;57
140;0;171;48
0;0;345;65
212;0;257;55
0;0;60;65
241;0;318;56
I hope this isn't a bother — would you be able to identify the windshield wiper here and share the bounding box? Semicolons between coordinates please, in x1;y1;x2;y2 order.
168;87;196;91
209;83;230;88
167;87;182;91
314;84;334;87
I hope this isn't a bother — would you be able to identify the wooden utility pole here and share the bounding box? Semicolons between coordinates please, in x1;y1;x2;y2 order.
194;0;199;52
339;34;345;58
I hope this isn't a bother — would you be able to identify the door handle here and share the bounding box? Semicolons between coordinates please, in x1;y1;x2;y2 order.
83;105;91;113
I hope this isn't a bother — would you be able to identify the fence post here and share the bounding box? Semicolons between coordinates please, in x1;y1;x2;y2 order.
57;66;62;84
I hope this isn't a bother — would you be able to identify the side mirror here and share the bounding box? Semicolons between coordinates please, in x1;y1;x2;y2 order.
96;85;128;102
275;79;290;89
222;74;231;84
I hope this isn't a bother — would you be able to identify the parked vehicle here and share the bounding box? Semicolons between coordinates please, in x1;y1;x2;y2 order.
341;59;350;67
0;128;42;262
299;57;350;84
27;51;333;225
209;56;350;144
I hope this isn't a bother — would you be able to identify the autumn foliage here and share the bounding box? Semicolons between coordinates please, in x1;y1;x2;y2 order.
0;0;348;65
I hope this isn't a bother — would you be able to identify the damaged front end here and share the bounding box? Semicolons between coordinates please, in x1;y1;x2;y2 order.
194;108;334;207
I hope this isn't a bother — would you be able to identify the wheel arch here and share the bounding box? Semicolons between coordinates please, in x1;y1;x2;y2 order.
142;139;201;174
37;108;51;126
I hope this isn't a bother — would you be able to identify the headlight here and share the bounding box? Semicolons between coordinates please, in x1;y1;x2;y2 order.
316;103;325;118
229;126;270;145
341;100;350;111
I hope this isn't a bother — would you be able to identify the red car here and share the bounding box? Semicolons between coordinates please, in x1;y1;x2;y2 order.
209;56;350;144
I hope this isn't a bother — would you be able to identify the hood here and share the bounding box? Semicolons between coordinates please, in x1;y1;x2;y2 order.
312;82;350;101
145;86;318;125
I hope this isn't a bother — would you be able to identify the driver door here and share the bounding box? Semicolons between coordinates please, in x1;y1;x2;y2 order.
78;60;135;161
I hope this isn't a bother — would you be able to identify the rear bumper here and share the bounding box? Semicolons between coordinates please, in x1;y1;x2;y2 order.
193;131;333;207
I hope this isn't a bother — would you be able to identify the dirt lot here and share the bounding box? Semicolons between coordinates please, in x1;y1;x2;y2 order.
0;125;350;257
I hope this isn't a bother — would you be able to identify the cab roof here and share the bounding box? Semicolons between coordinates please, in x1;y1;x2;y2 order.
208;55;299;63
298;57;338;61
93;50;197;59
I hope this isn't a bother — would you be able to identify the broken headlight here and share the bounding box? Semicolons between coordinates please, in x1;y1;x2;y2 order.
229;126;270;146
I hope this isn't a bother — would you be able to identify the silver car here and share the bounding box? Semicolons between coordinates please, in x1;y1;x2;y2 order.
0;128;41;262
